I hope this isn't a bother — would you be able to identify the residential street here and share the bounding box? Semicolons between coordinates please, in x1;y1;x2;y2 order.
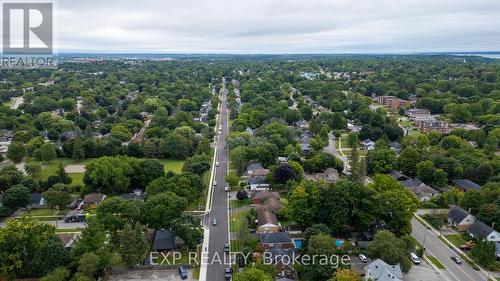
411;218;488;281
205;78;231;281
324;132;349;174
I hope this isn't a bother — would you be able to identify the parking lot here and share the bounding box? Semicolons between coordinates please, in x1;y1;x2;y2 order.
406;260;442;281
108;269;195;281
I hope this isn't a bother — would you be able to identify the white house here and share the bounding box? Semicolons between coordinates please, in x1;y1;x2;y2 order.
249;176;270;191
468;221;500;242
364;259;403;281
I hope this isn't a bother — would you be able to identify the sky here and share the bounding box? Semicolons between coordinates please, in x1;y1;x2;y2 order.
16;0;500;53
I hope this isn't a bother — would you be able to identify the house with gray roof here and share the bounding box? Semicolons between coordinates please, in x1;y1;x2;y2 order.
452;179;481;192
153;229;176;252
249;176;270;191
364;259;403;281
468;221;500;242
448;207;476;232
259;232;294;250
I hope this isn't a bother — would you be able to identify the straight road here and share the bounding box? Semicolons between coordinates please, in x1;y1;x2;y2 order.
411;218;488;281
205;78;231;281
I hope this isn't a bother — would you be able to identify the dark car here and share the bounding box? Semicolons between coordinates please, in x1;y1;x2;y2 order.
178;265;188;279
224;243;230;253
224;267;232;280
451;256;462;264
64;214;86;223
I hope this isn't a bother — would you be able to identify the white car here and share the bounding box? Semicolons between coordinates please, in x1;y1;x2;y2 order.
359;254;368;263
216;162;220;167
224;186;229;192
213;180;217;186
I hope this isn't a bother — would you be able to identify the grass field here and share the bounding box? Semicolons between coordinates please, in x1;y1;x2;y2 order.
158;159;185;174
444;234;467;248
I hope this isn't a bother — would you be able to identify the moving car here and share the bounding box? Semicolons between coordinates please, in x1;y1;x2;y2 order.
213;180;217;186
224;243;230;253
358;254;368;263
212;218;217;226
64;214;86;223
451;256;462;264
216;161;220;167
178;265;188;279
224;267;232;280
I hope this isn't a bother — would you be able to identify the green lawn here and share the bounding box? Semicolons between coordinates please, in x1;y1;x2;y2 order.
26;208;57;216
158;159;185;174
444;234;467;248
231;199;251;208
427;255;446;269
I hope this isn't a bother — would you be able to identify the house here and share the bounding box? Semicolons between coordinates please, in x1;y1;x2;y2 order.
415;120;449;134
304;167;339;184
257;209;280;234
82;193;106;207
389;142;401;153
245;127;255;136
468;141;478;148
252;168;270;177
259;232;295;250
249;176;271;191
247;162;265;176
300;143;311;154
496;243;500;260
265;247;298;280
252;190;280;205
468;221;500;242
364;259;403;281
153;229;176;252
361;139;375;150
452;179;481;192
261;197;282;212
407;184;439;202
448;207;476;232
295;120;309;130
387;170;411;182
29;193;46;209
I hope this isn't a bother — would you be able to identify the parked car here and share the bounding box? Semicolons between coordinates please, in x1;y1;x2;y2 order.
178;265;188;279
212;218;217;226
358;254;367;263
410;252;421;265
216;162;220;167
460;242;474;251
213;180;217;186
451;256;462;264
224;267;232;280
224;186;229;192
224;243;230;253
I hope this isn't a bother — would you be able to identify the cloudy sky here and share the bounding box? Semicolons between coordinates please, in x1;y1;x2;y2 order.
52;0;500;53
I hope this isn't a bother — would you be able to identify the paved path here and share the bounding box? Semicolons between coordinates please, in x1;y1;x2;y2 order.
10;97;24;109
324;132;349;175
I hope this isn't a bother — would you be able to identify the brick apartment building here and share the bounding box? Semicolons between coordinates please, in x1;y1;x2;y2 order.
416;119;449;134
375;96;412;110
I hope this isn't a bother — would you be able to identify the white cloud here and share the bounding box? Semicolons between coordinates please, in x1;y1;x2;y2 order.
51;0;500;52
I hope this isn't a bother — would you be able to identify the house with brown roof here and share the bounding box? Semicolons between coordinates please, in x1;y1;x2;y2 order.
259;232;295;250
82;193;106;207
252;190;280;205
303;167;339;183
257;209;280;234
261;197;282;212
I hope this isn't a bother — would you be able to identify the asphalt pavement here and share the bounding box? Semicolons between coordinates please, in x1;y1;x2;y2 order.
205;78;231;281
411;218;488;281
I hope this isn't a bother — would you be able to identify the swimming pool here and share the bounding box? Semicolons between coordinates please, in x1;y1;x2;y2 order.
293;239;303;249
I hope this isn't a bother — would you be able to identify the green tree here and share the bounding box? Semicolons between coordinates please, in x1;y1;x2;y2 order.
31;236;70;277
43;184;72;210
7;142;25;163
78;252;100;277
110;124;132;142
38;142;57;162
332;268;360;281
25;163;42;176
3;184;31;210
95;197;143;232
143;192;187;229
118;223;148;268
367;231;413;273
40;267;70;281
471;239;495;267
225;173;240;189
72;137;85;160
